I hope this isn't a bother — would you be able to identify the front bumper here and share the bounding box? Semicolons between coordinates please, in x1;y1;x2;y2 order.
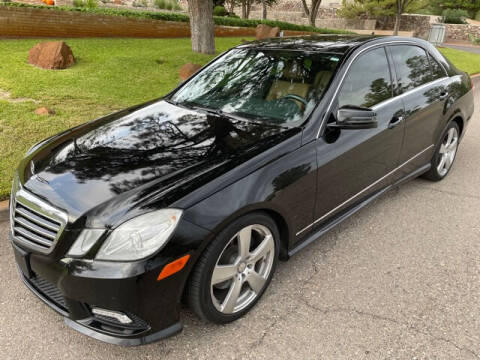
17;261;182;345
9;220;210;345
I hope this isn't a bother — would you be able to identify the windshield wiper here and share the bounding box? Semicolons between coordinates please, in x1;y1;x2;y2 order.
175;100;230;118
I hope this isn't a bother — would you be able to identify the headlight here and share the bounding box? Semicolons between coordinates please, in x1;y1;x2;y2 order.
95;209;182;261
67;229;105;257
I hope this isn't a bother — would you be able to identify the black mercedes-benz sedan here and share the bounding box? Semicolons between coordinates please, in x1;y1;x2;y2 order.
9;35;474;345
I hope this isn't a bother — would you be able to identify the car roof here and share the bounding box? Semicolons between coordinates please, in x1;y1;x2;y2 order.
237;35;424;55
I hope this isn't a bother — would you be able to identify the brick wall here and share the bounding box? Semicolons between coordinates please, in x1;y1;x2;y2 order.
0;6;316;39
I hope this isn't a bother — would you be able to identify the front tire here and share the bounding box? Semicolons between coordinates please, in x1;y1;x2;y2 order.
423;122;460;181
187;212;279;324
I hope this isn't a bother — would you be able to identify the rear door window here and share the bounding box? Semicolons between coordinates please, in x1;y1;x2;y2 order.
337;47;393;108
389;45;432;93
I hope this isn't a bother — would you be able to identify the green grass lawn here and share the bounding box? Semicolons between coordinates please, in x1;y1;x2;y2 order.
0;38;478;200
438;47;480;76
0;37;247;200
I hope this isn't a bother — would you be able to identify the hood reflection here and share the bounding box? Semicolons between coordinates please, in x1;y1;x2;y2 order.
26;101;293;219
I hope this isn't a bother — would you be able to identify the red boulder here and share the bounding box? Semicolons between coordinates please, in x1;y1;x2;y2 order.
28;41;75;70
179;63;202;81
255;24;280;40
35;107;55;116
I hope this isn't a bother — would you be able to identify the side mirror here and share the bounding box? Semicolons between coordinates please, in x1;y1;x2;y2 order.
328;106;377;130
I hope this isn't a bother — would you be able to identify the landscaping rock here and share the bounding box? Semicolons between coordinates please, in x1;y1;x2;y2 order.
255;24;280;40
35;107;55;116
179;63;202;81
28;41;75;70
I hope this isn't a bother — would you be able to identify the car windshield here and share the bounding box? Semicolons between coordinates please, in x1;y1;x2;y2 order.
170;48;341;126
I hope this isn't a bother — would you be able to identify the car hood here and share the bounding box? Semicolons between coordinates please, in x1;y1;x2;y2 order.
20;100;299;228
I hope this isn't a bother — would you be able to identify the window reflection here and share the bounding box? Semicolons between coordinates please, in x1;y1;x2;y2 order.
390;45;432;92
171;49;342;125
41;102;290;194
338;47;392;108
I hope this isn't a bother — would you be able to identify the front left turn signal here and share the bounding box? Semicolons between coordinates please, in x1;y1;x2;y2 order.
157;254;190;281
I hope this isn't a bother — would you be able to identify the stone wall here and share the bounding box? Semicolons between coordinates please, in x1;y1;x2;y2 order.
244;8;375;30
237;6;338;21
0;5;315;38
445;23;480;41
376;14;436;39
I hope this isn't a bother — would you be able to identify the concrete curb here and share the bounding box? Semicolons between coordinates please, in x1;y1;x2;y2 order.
0;200;9;223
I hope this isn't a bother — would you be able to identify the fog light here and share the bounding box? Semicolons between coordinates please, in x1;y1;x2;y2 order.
91;307;133;324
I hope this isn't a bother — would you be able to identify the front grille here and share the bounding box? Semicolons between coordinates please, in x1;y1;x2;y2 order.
27;274;68;312
10;178;68;254
13;202;61;250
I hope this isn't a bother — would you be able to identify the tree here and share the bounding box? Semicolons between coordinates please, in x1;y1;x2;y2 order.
240;0;255;18
261;0;278;19
338;0;426;35
429;0;480;18
301;0;322;27
393;0;418;35
187;0;215;54
224;0;239;13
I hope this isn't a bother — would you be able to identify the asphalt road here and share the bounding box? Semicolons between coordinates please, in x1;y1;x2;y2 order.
1;81;479;360
442;43;480;54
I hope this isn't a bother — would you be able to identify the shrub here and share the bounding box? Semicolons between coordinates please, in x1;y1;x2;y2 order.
73;0;98;8
476;10;480;21
469;34;480;45
213;5;228;17
132;0;148;7
154;0;181;11
440;9;469;24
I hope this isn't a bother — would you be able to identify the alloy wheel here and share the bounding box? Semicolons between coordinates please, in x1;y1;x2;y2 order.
210;224;275;314
437;127;459;177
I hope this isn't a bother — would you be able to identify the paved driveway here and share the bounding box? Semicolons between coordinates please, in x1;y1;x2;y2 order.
442;43;480;54
1;81;479;359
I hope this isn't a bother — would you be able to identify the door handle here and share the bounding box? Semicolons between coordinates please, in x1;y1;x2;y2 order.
388;116;404;129
439;91;449;100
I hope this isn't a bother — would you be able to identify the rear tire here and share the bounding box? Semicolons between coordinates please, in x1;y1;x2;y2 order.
187;212;279;324
423;122;460;181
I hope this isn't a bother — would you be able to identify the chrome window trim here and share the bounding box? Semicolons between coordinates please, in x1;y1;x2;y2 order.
370;77;448;111
426;51;448;79
316;40;448;139
296;144;434;236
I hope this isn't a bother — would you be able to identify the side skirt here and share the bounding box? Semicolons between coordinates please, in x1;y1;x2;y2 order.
288;164;431;257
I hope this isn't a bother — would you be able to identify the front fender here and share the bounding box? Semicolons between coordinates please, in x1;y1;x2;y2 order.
180;140;318;252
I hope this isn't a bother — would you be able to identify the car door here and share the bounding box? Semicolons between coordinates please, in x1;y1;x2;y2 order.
297;46;406;239
388;44;449;174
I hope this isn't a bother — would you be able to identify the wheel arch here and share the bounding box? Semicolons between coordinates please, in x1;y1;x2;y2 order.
205;204;292;262
180;205;292;304
451;115;464;137
436;111;464;146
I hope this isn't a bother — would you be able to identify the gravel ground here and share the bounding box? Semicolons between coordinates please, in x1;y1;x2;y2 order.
0;80;478;359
